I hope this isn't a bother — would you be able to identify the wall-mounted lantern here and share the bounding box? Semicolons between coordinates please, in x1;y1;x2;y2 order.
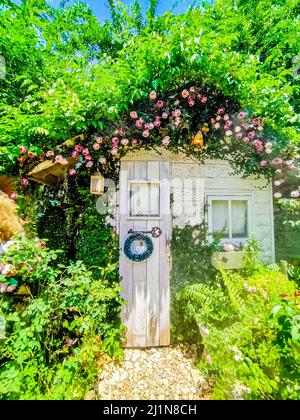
90;172;104;195
191;131;204;147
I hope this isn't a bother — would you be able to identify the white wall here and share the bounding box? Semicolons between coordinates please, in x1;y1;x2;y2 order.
121;149;275;262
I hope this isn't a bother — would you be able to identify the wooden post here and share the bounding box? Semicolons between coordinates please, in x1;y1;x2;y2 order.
279;260;288;278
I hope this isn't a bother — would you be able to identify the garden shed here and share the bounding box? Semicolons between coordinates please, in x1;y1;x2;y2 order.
118;148;275;347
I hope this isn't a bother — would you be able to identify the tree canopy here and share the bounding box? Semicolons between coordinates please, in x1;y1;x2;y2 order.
0;0;299;172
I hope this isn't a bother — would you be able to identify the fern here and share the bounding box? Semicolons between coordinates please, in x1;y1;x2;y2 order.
177;282;216;307
215;260;245;313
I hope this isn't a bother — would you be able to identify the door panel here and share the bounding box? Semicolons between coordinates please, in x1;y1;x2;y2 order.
119;160;171;347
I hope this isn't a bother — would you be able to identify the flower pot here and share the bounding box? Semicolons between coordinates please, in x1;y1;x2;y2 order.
211;251;246;270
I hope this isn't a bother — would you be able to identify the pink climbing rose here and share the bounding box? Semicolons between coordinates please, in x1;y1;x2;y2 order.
20;178;28;186
130;111;138;119
69;168;76;176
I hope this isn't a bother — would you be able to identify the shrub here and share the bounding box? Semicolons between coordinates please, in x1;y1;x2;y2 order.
0;237;124;400
174;264;300;399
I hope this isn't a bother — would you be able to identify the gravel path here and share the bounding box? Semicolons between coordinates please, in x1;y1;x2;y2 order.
95;344;212;400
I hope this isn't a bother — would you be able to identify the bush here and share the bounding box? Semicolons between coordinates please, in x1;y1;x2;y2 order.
174;263;300;400
0;237;124;400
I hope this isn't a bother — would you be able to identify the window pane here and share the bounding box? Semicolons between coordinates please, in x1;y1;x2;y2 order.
130;183;160;217
211;200;229;238
232;200;248;238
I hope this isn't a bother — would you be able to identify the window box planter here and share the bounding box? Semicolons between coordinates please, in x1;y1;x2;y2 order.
211;250;246;270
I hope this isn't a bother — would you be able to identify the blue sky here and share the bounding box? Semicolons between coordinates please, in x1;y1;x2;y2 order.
49;0;197;21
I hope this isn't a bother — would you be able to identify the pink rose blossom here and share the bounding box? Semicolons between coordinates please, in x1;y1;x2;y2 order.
131;139;138;145
37;242;46;248
236;132;243;138
211;118;216;124
111;148;118;156
82;148;90;156
242;124;249;131
27;151;35;159
118;128;126;136
272;158;283;165
135;119;143;128
46;150;55;158
253;139;263;152
112;137;119;145
74;145;83;152
181;89;189;98
247;131;255;139
19;146;27;153
223;243;235;252
224;122;232;130
162;136;170;146
18;157;24;163
260;160;267;167
238;112;246;120
243;137;250;143
154;120;161;128
10;192;17;200
93;143;100;150
69;168;76;176
200;96;207;103
291;191;300;198
252;118;261;126
142;130;150;138
156;100;164;108
96;137;104;144
121;138;129;146
84;155;92;161
188;98;195;107
130;111;138;119
144;123;150;130
217;108;225;115
99;157;106;165
149;91;157;100
20;178;28;186
72;151;79;158
55;155;63;163
86;161;94;168
162;112;168;119
148;123;154;130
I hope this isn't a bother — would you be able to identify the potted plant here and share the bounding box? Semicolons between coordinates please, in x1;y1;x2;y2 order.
211;242;247;270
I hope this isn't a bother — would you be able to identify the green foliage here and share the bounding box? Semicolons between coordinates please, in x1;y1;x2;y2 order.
275;199;300;261
175;262;300;399
0;237;124;400
0;0;299;173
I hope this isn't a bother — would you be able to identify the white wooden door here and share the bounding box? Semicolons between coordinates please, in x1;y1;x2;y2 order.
119;160;171;347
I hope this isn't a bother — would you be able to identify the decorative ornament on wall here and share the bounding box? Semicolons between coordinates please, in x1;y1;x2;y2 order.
123;233;154;262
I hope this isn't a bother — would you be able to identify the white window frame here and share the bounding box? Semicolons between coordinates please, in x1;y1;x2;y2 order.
128;180;161;220
207;195;253;243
